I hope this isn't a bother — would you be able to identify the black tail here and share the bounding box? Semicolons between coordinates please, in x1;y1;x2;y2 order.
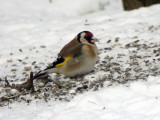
33;70;47;79
33;57;65;80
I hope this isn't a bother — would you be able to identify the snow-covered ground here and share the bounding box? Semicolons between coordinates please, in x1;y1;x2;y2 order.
0;0;160;120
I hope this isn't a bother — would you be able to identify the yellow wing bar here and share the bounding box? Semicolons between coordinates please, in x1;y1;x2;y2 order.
55;55;73;67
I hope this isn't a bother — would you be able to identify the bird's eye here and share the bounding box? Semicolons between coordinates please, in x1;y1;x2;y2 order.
84;36;91;41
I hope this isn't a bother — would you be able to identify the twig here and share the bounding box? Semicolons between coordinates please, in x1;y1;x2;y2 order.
0;92;29;102
5;72;35;92
0;95;20;102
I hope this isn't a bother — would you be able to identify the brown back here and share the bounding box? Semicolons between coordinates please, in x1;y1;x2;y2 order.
58;38;84;58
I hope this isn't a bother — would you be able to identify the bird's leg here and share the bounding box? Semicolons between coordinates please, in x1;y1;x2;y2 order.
56;73;60;77
53;81;62;89
70;75;84;80
76;75;82;79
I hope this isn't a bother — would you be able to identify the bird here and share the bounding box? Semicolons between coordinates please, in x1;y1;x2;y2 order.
34;31;98;79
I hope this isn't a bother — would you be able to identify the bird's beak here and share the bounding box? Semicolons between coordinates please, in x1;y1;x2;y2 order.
91;37;99;42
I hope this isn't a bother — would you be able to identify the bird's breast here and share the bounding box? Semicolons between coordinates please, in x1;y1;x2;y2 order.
83;44;98;59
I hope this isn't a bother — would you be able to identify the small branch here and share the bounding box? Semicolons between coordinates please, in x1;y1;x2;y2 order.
0;92;29;102
5;72;34;92
0;95;20;102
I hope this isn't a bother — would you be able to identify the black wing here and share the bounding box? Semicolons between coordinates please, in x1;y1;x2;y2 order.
44;56;65;70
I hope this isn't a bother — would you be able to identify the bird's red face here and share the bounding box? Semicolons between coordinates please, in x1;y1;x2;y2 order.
78;31;99;45
84;32;94;44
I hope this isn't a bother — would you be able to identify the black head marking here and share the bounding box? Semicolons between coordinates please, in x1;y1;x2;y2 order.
77;31;92;43
77;32;81;43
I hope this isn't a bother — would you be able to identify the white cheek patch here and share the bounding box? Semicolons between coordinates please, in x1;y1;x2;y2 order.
80;33;86;43
81;33;86;38
80;32;94;46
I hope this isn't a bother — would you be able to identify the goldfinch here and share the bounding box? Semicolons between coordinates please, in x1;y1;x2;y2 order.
34;31;98;78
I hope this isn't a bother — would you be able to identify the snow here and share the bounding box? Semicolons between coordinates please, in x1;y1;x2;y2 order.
1;77;160;120
0;0;160;120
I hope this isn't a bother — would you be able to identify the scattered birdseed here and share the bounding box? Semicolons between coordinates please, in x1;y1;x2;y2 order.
24;67;31;71
40;45;46;48
7;60;13;62
1;39;160;107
